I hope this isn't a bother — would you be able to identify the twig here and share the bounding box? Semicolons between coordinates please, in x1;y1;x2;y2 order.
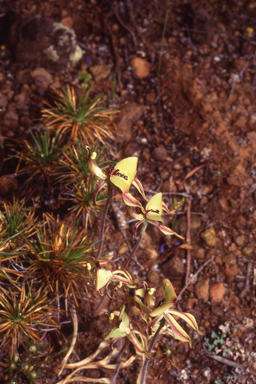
203;350;256;376
138;318;165;384
245;262;252;291
176;163;211;184
185;199;191;285
123;234;143;268
111;3;137;50
177;257;213;301
96;187;112;260
58;304;78;376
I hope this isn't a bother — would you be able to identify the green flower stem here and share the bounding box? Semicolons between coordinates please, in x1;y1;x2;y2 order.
96;186;112;260
123;233;143;268
139;318;166;384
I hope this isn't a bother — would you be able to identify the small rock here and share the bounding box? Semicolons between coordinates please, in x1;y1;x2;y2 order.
142;147;150;161
161;255;185;277
243;246;253;257
235;235;245;247
145;92;156;104
123;139;139;156
129;57;151;79
147;269;160;285
0;175;18;196
116;103;146;142
192;244;205;260
139;232;152;249
61;16;73;29
145;248;158;260
3;110;19;129
200;227;217;247
232;215;247;229
0;93;8;108
209;282;225;305
152;145;167;161
195;279;209;302
218;197;230;212
90;65;111;82
31;68;53;92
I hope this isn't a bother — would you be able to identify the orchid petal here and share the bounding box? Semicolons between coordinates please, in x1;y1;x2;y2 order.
146;211;164;222
164;313;192;347
162;201;175;214
146;193;163;215
150;300;175;317
163;279;177;302
105;311;130;339
96;268;112;290
169;309;203;335
87;150;107;180
146;220;184;238
122;193;144;209
93;181;107;205
110;157;138;193
133;220;145;238
132;178;148;201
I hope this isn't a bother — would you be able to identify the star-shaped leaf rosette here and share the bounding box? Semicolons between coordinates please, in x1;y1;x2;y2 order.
149;279;202;347
123;192;184;239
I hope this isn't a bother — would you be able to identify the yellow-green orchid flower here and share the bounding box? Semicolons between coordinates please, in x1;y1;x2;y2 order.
86;148;147;204
96;267;136;295
150;279;202;347
123;192;183;239
105;305;150;358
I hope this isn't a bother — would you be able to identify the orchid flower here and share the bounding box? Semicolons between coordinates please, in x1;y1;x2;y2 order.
150;279;202;347
96;267;136;296
105;305;151;358
123;192;184;239
86;148;147;204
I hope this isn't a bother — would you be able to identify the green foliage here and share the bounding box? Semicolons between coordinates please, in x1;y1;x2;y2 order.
42;86;117;144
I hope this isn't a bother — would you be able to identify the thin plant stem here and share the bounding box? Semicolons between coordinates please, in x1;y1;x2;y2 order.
123;234;143;268
157;0;170;125
139;318;166;384
95;186;112;260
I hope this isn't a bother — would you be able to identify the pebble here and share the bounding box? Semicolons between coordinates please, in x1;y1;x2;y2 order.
235;235;245;247
192;244;205;260
31;68;53;92
129;57;151;79
0;175;18;196
152;145;167;161
61;17;73;28
145;92;156;104
3;110;19;129
0;93;7;108
195;279;209;302
147;269;160;285
145;248;158;260
218;197;230;212
139;232;152;249
116;103;146;142
209;282;225;305
200;227;217;247
243;246;254;257
232;214;247;229
161;255;185;277
90;65;111;82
